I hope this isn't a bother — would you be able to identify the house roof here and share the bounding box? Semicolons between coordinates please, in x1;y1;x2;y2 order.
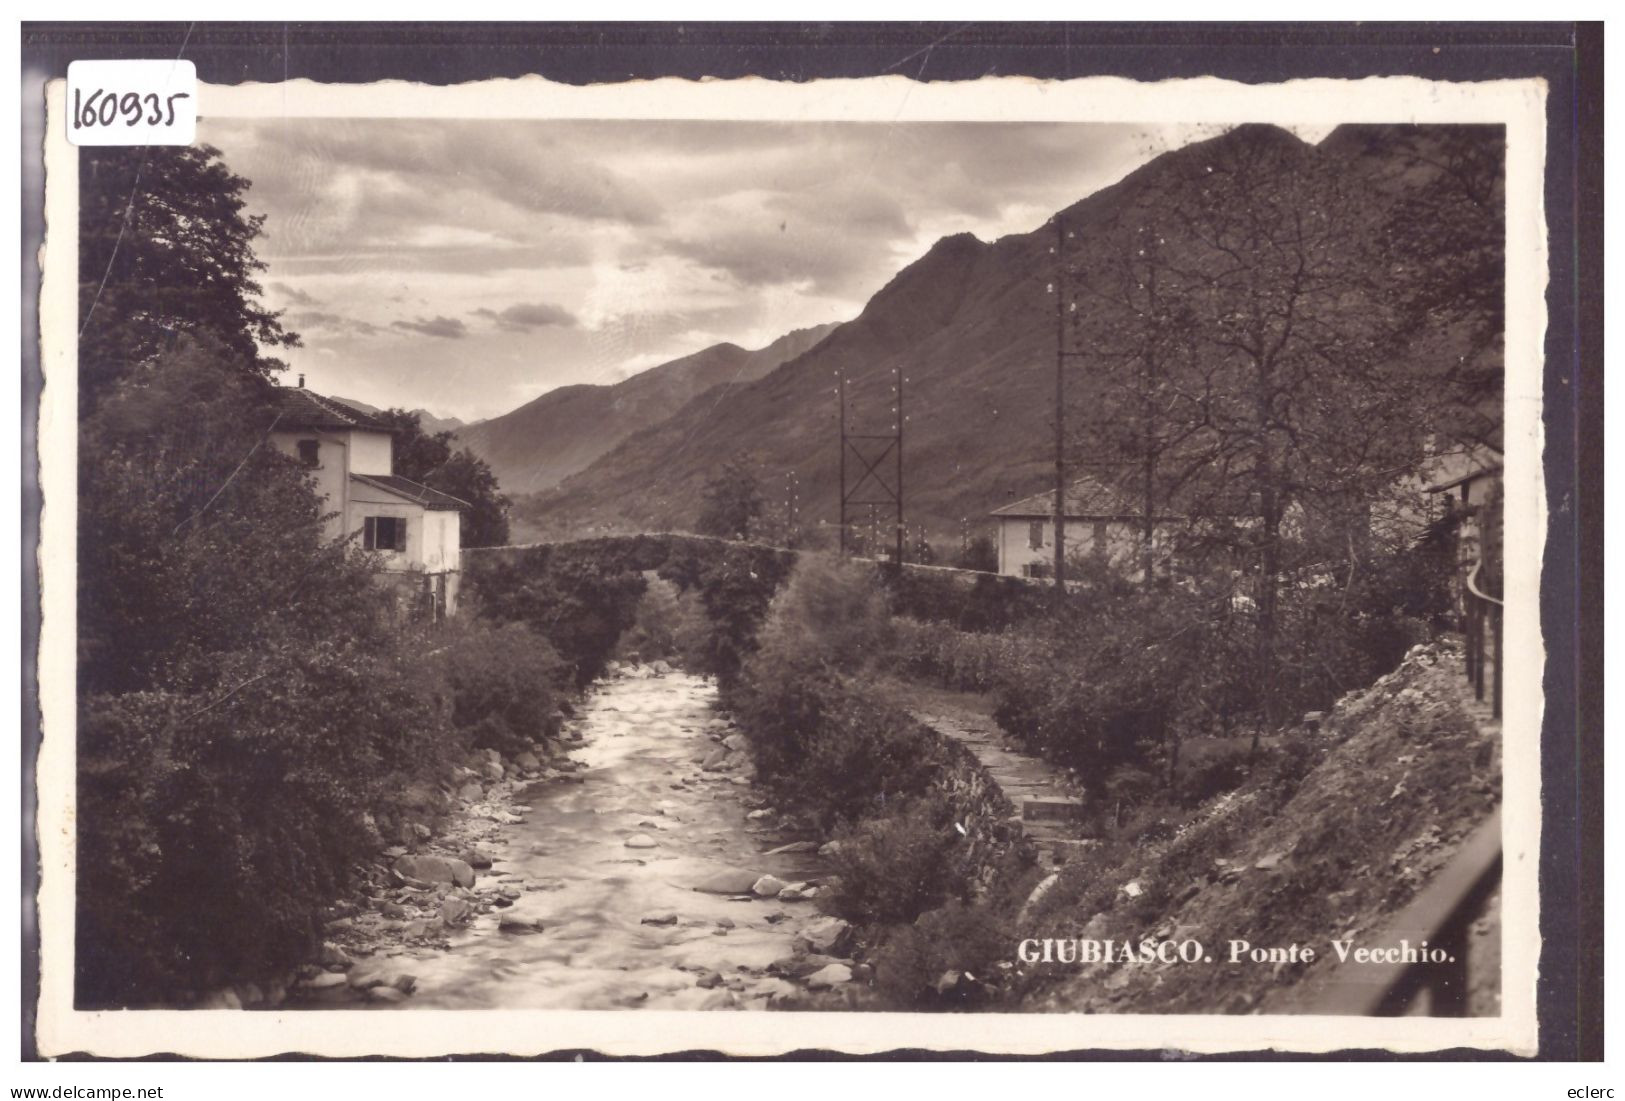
350;473;470;511
269;386;391;432
1422;444;1505;494
991;474;1167;521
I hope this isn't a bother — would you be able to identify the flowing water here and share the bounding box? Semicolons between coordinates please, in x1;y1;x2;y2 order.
396;669;832;1010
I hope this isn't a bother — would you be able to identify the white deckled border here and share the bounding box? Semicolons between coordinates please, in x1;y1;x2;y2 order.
35;71;1547;1058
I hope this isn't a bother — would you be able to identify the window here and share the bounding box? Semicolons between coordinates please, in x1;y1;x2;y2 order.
297;439;320;467
1028;520;1045;550
364;516;407;552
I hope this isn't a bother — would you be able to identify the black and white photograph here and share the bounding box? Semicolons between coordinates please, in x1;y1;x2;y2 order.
29;49;1566;1062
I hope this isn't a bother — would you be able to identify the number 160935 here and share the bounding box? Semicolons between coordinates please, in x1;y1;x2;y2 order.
65;60;197;146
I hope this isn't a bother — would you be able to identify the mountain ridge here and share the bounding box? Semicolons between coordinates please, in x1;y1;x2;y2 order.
456;322;840;496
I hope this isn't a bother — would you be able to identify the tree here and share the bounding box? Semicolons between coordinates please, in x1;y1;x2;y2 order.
377;410;511;548
78;145;298;413
1068;125;1480;725
695;457;763;541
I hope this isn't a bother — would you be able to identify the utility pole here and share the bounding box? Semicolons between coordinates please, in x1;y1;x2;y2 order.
837;372;847;556
836;365;904;562
895;364;905;565
1053;214;1068;589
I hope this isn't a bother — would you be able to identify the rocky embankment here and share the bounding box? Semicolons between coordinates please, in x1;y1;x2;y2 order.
1020;640;1501;1015
276;662;869;1011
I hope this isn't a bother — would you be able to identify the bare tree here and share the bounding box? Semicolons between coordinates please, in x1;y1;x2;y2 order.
1068;125;1497;727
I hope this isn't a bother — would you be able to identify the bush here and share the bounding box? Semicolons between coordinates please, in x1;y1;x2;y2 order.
657;540;796;688
77;628;457;1006
872;900;1008;1008
825;798;969;925
1177;750;1252;808
442;620;568;755
750;554;894;676
462;543;648;686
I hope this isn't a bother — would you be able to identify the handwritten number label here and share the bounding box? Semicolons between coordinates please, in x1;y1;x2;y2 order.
66;60;196;146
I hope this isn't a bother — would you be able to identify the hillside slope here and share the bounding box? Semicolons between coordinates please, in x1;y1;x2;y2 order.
457;323;838;496
1019;640;1501;1015
515;122;1495;544
332;396;465;436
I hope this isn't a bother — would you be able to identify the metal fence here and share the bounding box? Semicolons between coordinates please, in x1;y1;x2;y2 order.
1463;558;1504;720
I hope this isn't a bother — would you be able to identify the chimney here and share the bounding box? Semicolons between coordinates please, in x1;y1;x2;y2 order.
297;373;306;389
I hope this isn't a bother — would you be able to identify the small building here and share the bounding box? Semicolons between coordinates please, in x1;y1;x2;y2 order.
989;475;1178;579
267;379;468;618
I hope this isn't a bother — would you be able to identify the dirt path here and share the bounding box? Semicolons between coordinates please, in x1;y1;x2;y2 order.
878;678;1086;865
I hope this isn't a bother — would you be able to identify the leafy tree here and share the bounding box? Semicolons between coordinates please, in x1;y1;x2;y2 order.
695;456;763;541
78;145;298;413
377;409;511;548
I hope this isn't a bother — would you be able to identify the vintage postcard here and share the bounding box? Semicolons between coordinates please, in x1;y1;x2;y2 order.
35;68;1547;1057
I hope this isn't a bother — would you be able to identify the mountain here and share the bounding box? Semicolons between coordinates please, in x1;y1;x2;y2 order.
456;323;840;497
512;123;1499;545
332;396;466;436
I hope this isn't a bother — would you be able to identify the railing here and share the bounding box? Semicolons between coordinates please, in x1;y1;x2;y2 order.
1463;558;1504;720
1308;808;1502;1016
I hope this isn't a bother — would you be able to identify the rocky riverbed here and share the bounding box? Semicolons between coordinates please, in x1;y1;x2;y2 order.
289;664;864;1011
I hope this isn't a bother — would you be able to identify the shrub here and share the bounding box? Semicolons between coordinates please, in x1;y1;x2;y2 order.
1177;751;1252;808
442;620;568;755
657;540;796;688
77;628;456;1006
825;797;969;925
872;900;1008;1008
463;543;648;686
750;554;894;676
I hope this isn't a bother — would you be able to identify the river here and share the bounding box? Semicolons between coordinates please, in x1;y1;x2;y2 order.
382;667;840;1010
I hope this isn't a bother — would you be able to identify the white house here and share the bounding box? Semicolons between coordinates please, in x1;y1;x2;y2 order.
267;379;468;618
989;475;1179;579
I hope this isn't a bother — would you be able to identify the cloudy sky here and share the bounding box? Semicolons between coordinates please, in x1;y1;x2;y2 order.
201;118;1213;422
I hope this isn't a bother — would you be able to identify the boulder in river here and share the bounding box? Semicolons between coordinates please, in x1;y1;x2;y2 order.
795;916;853;957
318;942;353;970
440;897;473;925
693;869;761;895
460;848;494;869
641;913;679;926
625;834;658;850
499;915;545;935
751;875;788;898
765;840;820;855
394;854;476;889
699;989;738;1010
515;751;541;772
701;748;730;771
457;782;484;802
771;953;845;979
349;965;418;994
805;963;853;989
696;970;724;989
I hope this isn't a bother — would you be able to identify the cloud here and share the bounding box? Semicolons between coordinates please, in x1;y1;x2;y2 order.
199;116;1203;420
283;309;383;338
472;302;578;331
268;281;318;306
391;315;469;340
